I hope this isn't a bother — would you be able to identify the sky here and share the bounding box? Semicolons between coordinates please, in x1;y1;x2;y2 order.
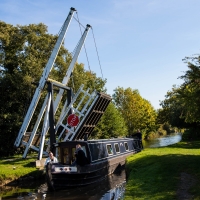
1;0;200;110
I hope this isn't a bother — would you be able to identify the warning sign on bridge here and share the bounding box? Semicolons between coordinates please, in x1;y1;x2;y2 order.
67;114;79;127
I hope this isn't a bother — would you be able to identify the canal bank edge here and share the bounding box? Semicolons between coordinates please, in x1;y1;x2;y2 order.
0;169;45;187
0;158;46;187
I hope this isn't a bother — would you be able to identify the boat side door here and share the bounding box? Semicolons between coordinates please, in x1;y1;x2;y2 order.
62;146;76;165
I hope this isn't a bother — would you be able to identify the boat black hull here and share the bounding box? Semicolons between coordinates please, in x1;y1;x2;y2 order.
46;151;135;190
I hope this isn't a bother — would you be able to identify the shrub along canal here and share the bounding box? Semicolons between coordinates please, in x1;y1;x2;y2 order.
0;134;182;200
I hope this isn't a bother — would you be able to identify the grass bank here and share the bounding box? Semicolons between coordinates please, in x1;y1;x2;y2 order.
124;140;200;200
0;155;44;186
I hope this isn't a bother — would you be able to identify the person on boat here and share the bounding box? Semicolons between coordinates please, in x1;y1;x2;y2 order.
44;151;58;166
136;129;142;140
132;129;142;139
132;129;143;148
72;144;89;166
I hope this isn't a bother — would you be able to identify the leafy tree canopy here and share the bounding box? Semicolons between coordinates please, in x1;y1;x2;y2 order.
112;87;157;137
158;54;200;129
92;102;128;139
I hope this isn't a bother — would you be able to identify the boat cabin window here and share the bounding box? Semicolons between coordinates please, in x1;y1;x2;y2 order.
124;142;129;151
114;143;120;153
107;144;113;155
88;143;106;161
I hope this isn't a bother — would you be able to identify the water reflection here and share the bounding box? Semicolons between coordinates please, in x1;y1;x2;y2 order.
1;170;126;200
100;182;126;200
143;133;182;148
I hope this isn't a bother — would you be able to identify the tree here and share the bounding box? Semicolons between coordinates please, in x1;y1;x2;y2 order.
112;87;157;137
0;21;63;156
68;63;106;93
179;55;200;123
158;54;200;132
158;85;189;128
92;102;128;139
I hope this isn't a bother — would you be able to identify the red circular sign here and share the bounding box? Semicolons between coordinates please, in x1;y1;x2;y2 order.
67;114;79;127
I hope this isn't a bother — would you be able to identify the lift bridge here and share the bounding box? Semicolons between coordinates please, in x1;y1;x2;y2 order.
14;7;111;160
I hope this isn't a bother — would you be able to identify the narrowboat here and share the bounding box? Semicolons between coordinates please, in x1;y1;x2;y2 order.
46;137;142;190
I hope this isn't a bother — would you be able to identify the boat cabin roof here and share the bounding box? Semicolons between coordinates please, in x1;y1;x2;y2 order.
55;137;134;148
87;137;133;143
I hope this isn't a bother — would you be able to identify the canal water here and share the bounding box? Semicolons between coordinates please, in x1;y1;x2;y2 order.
143;133;182;148
0;170;126;200
0;134;182;200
